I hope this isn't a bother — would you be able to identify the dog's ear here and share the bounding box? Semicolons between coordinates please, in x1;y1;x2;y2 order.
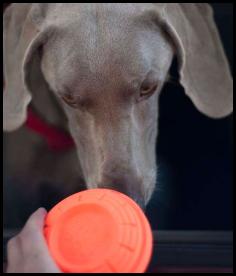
3;3;53;131
155;3;233;118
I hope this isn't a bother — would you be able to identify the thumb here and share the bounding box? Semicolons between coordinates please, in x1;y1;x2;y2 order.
23;208;47;233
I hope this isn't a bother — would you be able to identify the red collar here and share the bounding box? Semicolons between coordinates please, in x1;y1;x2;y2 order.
25;107;75;151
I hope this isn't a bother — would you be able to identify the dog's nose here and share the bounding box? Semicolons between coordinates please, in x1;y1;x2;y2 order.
97;178;145;210
99;183;145;210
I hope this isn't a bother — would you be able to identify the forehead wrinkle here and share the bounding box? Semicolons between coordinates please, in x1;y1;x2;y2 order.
44;3;173;100
72;6;151;76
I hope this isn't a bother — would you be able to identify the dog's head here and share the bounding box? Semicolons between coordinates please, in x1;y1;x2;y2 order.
3;4;232;208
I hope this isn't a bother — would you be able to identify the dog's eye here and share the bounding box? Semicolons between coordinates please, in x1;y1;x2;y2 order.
139;80;158;101
62;93;78;108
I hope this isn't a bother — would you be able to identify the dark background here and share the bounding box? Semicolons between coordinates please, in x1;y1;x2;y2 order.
146;3;233;230
3;3;233;231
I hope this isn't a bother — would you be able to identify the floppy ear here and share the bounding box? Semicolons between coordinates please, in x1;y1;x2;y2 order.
155;3;233;118
3;3;53;131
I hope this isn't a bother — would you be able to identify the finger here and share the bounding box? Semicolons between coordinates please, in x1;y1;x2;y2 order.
7;208;61;273
24;207;47;230
19;208;47;238
20;208;57;261
6;236;22;272
19;208;49;253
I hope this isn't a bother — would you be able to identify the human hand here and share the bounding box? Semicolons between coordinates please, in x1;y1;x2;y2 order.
6;208;61;273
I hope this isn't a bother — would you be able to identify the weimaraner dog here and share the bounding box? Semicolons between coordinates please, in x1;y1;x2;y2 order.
3;3;233;209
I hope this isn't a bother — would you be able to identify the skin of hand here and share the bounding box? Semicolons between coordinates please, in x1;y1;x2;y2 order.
6;208;62;273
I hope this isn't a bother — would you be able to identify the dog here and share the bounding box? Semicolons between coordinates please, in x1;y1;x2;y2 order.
3;3;233;210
